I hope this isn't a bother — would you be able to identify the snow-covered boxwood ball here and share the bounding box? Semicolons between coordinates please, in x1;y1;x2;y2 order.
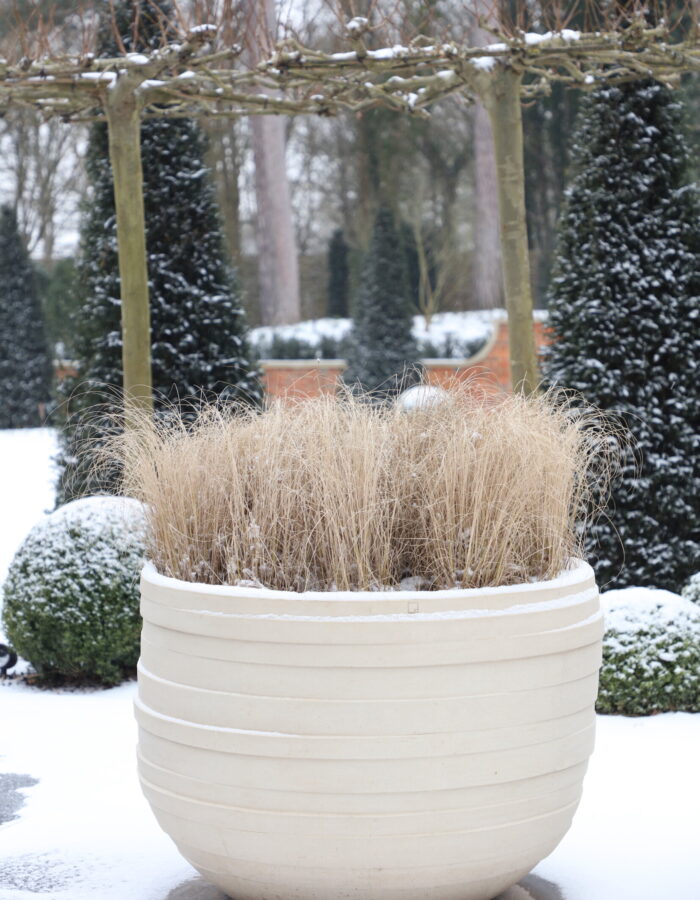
2;496;146;686
597;588;700;715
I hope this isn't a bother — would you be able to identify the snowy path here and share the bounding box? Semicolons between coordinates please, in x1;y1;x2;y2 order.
0;679;698;900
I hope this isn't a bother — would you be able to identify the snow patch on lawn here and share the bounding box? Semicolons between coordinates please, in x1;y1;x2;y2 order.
0;681;193;900
0;680;698;899
0;429;57;640
536;713;700;898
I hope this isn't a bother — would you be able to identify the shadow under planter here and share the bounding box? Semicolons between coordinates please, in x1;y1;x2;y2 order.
165;873;565;900
139;559;600;900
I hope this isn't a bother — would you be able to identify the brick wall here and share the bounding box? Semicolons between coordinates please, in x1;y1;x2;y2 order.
260;318;550;400
54;319;550;400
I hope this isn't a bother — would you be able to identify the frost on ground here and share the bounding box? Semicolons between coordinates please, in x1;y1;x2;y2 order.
0;429;57;642
0;682;193;900
0;680;699;900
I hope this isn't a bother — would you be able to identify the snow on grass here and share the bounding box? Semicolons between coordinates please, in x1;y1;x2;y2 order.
535;713;700;898
0;429;57;581
0;679;698;899
0;429;57;641
0;681;193;900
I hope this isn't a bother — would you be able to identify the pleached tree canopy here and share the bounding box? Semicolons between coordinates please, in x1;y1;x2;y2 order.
1;1;699;404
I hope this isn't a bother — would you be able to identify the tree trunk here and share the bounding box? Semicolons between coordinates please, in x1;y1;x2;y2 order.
249;115;301;325
481;67;539;394
470;11;503;311
204;118;242;264
244;0;300;326
105;91;152;415
472;101;503;309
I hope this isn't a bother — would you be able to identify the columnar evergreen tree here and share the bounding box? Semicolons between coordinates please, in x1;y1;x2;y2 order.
57;0;260;502
0;205;51;428
545;81;700;592
344;207;420;394
327;229;349;318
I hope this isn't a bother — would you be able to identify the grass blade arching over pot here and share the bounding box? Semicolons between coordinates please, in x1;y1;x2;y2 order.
115;384;617;591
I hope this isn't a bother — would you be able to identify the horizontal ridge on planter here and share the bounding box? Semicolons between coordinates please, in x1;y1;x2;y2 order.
134;700;593;757
137;640;602;697
137;750;589;811
137;558;602;900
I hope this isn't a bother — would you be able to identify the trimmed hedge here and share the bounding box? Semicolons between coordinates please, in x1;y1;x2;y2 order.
681;572;700;605
2;496;146;686
597;587;700;715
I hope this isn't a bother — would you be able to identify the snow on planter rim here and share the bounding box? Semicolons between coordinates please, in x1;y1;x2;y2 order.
141;557;596;621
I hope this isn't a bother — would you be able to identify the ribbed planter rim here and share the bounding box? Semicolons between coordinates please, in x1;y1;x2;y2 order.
141;557;593;604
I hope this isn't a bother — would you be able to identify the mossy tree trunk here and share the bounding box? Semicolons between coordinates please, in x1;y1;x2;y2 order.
482;67;539;394
105;87;152;415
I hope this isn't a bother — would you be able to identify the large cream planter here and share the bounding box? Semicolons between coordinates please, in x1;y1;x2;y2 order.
136;559;602;900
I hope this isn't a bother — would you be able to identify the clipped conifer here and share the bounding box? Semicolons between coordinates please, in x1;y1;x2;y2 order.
545;81;700;591
57;0;260;502
344;207;420;395
327;228;350;318
0;205;51;428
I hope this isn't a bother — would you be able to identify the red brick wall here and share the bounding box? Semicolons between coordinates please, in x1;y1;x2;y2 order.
261;319;550;400
261;361;345;399
54;321;551;401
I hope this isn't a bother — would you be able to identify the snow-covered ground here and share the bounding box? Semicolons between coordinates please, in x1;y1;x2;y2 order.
0;429;57;580
0;681;698;900
1;427;699;899
0;429;58;642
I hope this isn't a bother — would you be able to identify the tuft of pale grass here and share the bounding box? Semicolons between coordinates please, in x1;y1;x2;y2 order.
114;384;618;591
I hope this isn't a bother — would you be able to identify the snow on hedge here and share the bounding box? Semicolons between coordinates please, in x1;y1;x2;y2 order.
681;571;700;605
251;310;505;360
2;496;146;685
598;586;700;715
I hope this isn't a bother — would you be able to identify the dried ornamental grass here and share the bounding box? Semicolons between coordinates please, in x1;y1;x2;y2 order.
116;385;616;592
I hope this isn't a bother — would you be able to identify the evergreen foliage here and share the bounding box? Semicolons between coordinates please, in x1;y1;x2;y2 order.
0;205;51;428
57;0;260;503
344;207;420;394
35;257;79;359
2;496;146;686
545;81;700;592
399;221;422;311
682;571;700;605
327;228;350;317
597;588;700;715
